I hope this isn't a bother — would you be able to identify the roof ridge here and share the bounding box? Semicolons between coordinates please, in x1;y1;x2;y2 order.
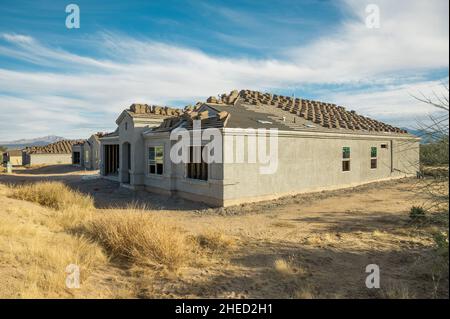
25;139;83;154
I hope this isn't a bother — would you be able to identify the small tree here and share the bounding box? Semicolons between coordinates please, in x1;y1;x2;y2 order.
411;84;449;298
0;146;6;164
413;85;449;212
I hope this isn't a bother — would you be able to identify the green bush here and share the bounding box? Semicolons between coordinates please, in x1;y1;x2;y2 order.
420;136;449;166
409;206;426;221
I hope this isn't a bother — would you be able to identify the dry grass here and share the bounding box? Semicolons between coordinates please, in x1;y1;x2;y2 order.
8;181;94;210
0;195;107;298
273;257;306;277
381;283;415;299
1;176;447;299
271;221;296;228
294;286;316;299
274;258;295;275
83;211;192;271
196;230;237;252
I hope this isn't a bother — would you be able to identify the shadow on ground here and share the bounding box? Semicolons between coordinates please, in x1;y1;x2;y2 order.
155;239;442;299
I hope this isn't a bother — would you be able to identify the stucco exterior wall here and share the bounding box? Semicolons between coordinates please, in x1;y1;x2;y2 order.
82;135;101;170
220;131;420;206
142;133;224;203
9;156;22;166
116;115;164;186
142;130;419;206
26;153;72;166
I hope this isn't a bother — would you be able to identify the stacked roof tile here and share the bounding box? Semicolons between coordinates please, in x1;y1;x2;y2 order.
128;103;183;117
238;90;407;134
25;140;84;154
152;108;230;132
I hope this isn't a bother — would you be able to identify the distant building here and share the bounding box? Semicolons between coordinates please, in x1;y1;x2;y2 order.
100;89;420;207
2;149;22;166
22;140;83;166
71;133;103;170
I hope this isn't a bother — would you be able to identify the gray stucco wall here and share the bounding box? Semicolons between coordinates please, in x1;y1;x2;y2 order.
221;131;420;206
99;113;164;183
143;133;224;202
83;135;101;170
142;129;419;206
116;115;165;186
26;153;73;166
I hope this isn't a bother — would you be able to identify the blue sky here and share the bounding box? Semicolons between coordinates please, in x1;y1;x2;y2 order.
0;0;448;140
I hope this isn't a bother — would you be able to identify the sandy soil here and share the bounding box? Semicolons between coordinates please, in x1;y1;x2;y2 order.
0;165;448;298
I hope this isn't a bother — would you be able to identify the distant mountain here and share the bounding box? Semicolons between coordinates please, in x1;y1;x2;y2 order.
403;128;446;144
0;135;66;150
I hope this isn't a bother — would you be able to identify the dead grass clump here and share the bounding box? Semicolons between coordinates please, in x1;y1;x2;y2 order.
18;235;107;298
51;207;94;231
271;221;296;228
84;211;191;270
294;285;316;299
381;283;415;299
274;258;295;275
274;257;307;276
0;199;107;298
9;181;94;210
196;231;236;252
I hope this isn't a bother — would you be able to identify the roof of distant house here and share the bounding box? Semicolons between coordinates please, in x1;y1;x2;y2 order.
4;149;22;156
24;140;84;154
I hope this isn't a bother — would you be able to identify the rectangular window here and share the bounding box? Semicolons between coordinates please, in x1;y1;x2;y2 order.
187;146;208;181
371;146;377;169
342;147;350;171
148;146;164;175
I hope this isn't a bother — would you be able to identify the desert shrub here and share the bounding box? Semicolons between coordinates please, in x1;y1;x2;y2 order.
9;181;94;210
274;258;295;275
273;256;306;277
433;231;449;261
196;231;236;252
420;136;449;166
409;206;426;221
84;211;191;270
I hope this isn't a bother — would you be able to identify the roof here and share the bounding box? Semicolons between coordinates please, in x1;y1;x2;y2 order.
148;89;413;137
24;140;83;154
99;128;119;139
5;150;22;156
116;103;184;124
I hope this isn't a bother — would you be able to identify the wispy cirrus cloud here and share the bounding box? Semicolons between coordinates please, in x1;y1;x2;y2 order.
0;0;448;140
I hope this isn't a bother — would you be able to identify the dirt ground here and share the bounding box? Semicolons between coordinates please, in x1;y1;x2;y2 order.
1;165;448;298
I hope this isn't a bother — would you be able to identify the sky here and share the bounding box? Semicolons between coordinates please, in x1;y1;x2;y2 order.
0;0;448;141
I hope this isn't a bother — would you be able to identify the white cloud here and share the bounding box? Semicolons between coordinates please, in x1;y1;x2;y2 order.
323;79;449;127
288;0;449;81
0;0;448;140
